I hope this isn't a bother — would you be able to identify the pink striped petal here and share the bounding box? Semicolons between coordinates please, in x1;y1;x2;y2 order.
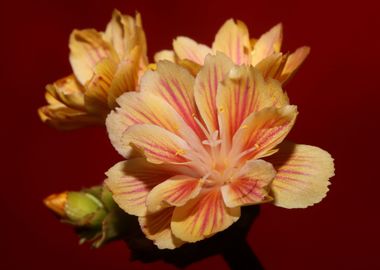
69;29;117;84
216;65;288;149
230;106;298;162
146;176;202;212
212;19;251;65
105;159;174;216
194;53;234;133
266;142;334;208
173;36;212;65
107;91;206;160
251;23;283;66
171;189;240;242
221;160;275;207
139;208;184;249
121;124;191;164
139;61;204;138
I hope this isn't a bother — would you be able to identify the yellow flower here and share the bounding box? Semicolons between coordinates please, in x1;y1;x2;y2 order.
38;10;148;130
155;19;309;83
105;54;334;249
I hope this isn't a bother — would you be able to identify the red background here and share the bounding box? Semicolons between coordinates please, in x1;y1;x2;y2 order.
2;0;379;269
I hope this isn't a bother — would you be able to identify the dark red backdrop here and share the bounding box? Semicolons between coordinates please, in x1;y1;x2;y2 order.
1;0;379;269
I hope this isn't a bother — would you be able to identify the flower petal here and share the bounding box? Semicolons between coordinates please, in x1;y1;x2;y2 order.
171;189;240;242
212;19;251;65
122;124;191;164
84;58;116;116
266;142;334;208
106;91;198;158
45;75;85;109
105;159;174;216
69;29;117;84
279;46;310;84
173;36;212;65
194;53;234;133
255;52;287;81
216;65;288;149
107;47;141;108
139;208;184;249
146;176;202;213
140;61;203;138
38;104;103;130
104;10;147;60
154;50;175;62
251;23;283;66
221;160;275;207
230;105;298;161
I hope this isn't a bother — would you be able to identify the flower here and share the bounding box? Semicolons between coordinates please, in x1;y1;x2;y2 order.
155;19;309;83
44;185;129;247
105;53;334;249
38;10;148;130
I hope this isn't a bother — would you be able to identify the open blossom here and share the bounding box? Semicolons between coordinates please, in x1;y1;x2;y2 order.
105;53;334;249
38;10;148;129
155;19;309;84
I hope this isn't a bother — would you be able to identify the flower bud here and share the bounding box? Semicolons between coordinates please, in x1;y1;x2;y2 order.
44;185;129;248
43;192;68;217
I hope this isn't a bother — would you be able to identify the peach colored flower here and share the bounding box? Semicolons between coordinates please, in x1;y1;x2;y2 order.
155;19;309;83
105;53;334;249
38;10;148;130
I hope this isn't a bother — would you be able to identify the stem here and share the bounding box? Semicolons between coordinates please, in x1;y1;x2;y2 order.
222;240;264;270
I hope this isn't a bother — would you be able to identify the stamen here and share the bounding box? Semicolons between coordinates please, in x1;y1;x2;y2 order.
193;115;210;138
175;149;185;156
202;130;222;147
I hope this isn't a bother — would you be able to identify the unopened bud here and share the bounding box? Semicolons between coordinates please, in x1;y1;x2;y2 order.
43;192;68;217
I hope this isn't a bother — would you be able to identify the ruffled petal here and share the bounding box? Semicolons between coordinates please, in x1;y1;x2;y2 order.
221;159;275;207
194;53;234;133
138;208;184;249
69;29;117;84
121;124;191;164
266;142;334;208
105;159;174;216
146;176;202;212
171;189;240;242
140;61;203;137
173;36;212;65
212;19;251;65
278;46;310;84
230;105;298;161
251;23;283;66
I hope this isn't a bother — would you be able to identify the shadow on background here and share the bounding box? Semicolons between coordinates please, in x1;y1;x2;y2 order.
122;206;264;270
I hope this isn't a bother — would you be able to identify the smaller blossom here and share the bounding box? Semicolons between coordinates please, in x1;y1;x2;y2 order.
155;19;309;83
38;10;148;130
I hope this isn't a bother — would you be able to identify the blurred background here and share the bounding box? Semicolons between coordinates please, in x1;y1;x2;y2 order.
1;0;379;269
